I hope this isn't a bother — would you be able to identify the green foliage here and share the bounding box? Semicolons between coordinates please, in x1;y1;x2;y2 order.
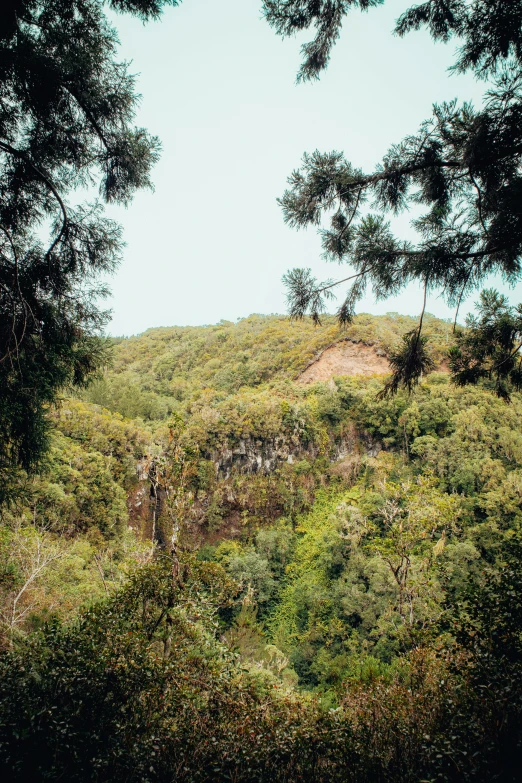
380;331;435;396
0;557;350;783
0;0;179;500
264;0;384;83
266;0;522;394
2;544;521;781
450;289;522;399
83;313;453;418
76;314;453;532
3;0;522;774
208;377;522;696
339;542;522;782
0;402;151;644
51;399;153;486
1;319;522;778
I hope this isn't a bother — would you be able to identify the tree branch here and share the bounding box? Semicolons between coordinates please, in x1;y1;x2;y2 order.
63;86;111;152
0;140;68;226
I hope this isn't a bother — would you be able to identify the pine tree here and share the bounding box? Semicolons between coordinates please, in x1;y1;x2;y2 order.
449;288;522;401
266;1;522;394
0;0;179;502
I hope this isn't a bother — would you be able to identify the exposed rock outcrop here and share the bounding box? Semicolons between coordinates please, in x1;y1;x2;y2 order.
210;432;380;480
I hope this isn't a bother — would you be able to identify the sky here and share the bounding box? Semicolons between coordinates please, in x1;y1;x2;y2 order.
104;0;499;335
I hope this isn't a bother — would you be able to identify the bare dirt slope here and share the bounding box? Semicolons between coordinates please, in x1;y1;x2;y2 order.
297;340;390;384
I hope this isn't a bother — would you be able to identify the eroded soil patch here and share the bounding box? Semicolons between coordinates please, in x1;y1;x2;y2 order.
297;341;390;383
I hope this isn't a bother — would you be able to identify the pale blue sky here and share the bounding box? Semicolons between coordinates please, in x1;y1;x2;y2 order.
104;0;500;335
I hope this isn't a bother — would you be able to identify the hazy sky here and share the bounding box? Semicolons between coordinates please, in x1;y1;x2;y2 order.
105;0;498;335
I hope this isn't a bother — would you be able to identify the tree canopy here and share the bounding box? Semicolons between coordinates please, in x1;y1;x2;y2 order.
2;318;522;777
0;0;179;503
266;0;522;393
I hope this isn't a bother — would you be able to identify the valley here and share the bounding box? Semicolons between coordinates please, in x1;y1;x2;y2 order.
2;312;522;780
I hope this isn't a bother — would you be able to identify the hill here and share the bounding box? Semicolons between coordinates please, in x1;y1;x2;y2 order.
83;313;453;420
2;312;522;781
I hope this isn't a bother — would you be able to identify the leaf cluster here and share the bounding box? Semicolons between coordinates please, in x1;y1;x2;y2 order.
267;0;522;394
450;288;522;399
0;0;177;499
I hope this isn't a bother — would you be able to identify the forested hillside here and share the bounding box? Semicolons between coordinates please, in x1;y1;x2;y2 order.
1;313;522;781
3;0;522;778
83;313;452;419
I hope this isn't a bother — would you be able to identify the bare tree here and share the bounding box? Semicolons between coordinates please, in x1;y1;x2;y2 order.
0;522;64;646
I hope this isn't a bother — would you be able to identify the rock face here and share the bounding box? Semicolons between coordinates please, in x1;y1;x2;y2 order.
210;433;380;480
127;480;152;537
132;431;381;540
210;437;316;479
297;339;390;384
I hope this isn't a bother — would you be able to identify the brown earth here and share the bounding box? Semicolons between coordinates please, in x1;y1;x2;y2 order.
297;341;390;384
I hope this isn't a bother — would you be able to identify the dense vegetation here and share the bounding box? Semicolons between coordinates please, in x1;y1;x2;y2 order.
0;0;179;503
1;313;521;780
3;0;522;499
2;2;522;776
0;398;153;647
83;312;452;417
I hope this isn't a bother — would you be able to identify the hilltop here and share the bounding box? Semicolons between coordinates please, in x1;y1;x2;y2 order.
84;313;453;420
